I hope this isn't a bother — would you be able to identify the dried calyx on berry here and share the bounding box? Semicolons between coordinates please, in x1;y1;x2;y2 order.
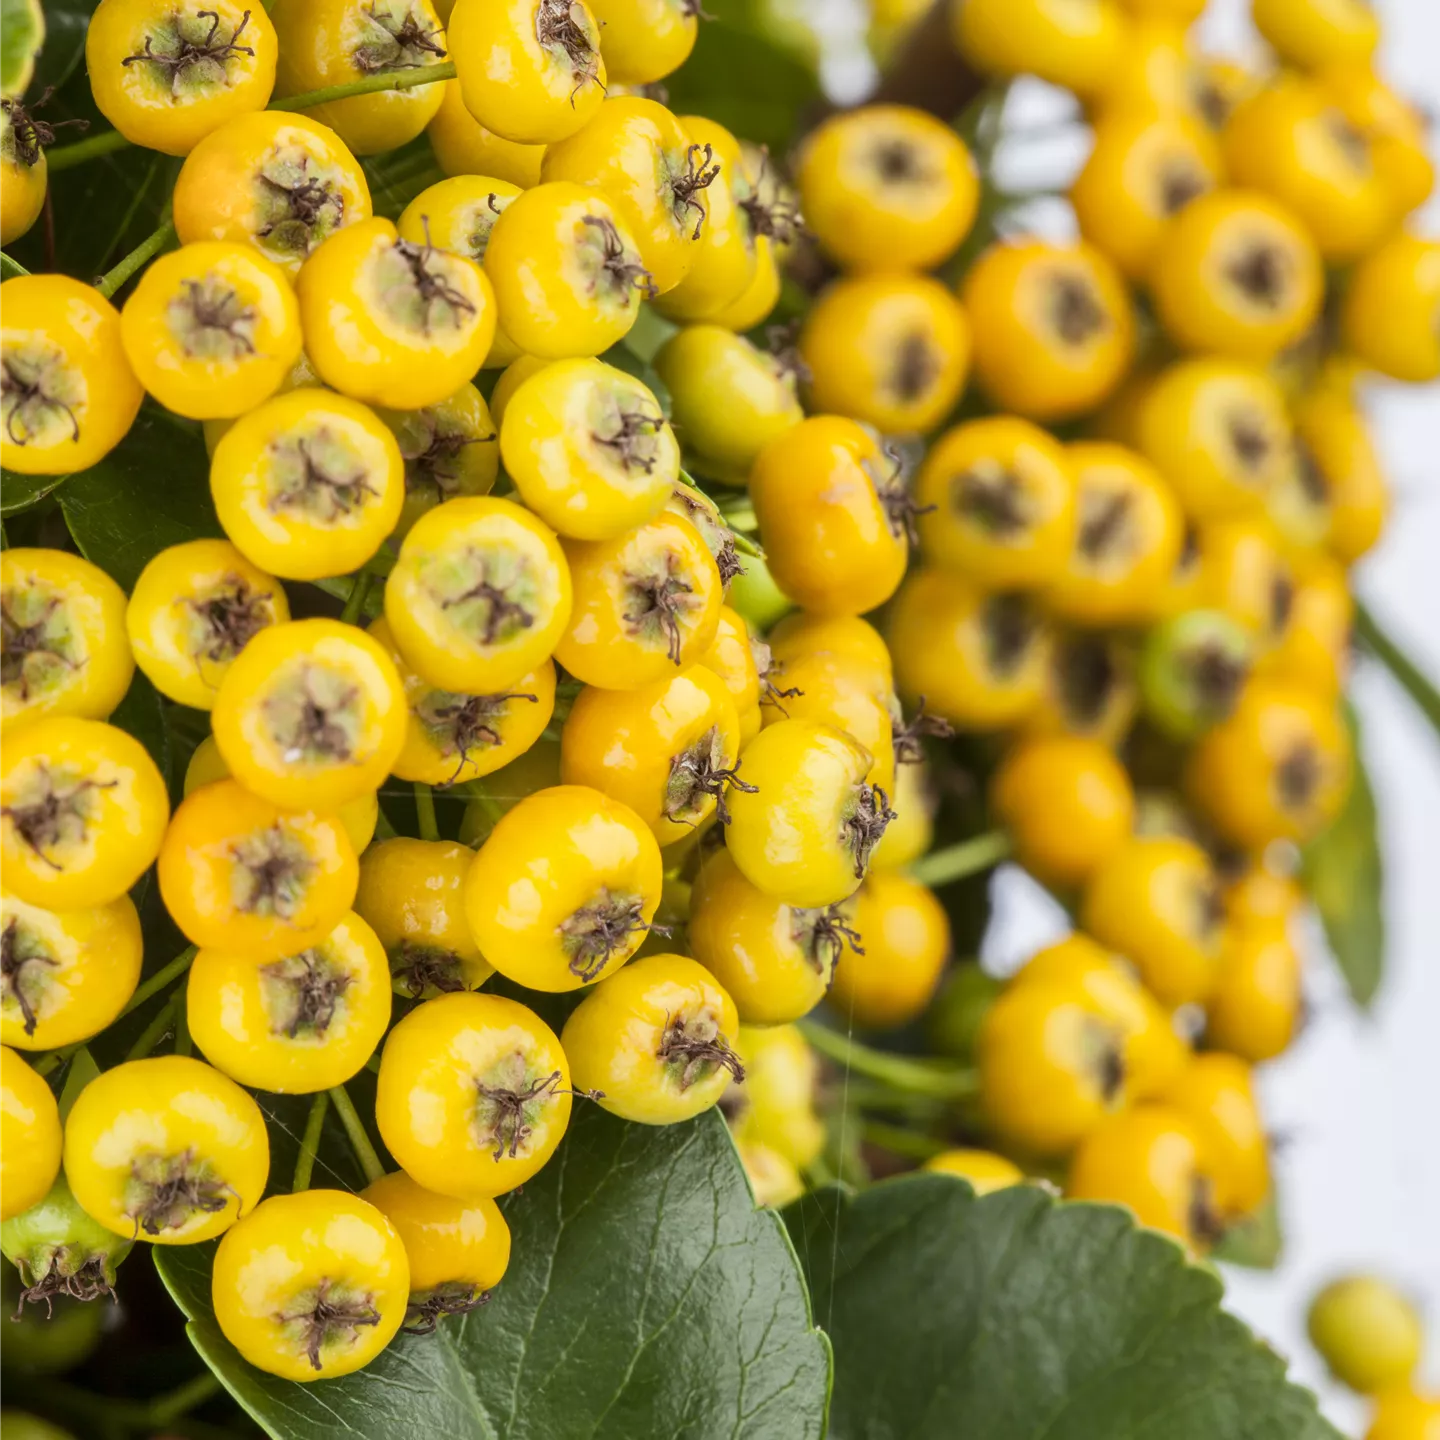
2;1175;132;1314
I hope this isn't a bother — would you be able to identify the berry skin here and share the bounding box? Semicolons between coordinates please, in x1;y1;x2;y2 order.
914;416;1076;589
1365;1394;1440;1440
126;539;288;711
1;549;134;735
1294;386;1389;566
370;617;555;789
0;888;142;1051
1148;190;1324;362
186;912;392;1093
541;98;715;295
447;0;607;146
464;784;663;991
397;176;523;315
979;979;1129;1159
888;571;1051;731
828;872;950;1032
0;100;48;248
157;778;358;961
210;388;406;582
797;105;978;273
698;606;764;746
272;0;447;155
1308;1276;1423;1396
562;952;743;1124
1080;836;1227;1008
726;718;892;909
86;0;278;156
555;510;723;689
962;238;1135;422
0;718;169;912
560;665;746;847
210;618;407;813
749;416;910;619
212;1190;409;1380
1;1046;61;1222
1157;1052;1269;1222
64;1055;269;1245
922;1149;1024;1195
362;1171;511;1332
1206;918;1302;1064
652;326;802;485
953;0;1126;99
0;275;143;477
427;79;546;189
375;990;575;1198
992;737;1135;891
120;241;302;420
172;110;372;276
729;1023;825;1168
483;183;651;359
1251;0;1378;74
296;217;496;411
799;273;972;438
1138;608;1254;741
587;0;697;84
384;495;573;694
355;837;495;998
500;357;677;540
1341;234;1440;384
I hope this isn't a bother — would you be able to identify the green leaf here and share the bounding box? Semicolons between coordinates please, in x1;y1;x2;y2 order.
786;1176;1340;1440
28;0;90;95
666;0;820;152
60;409;222;591
362;135;444;220
1213;1192;1283;1272
0;0;44;98
1303;705;1384;1008
55;1047;99;1119
108;670;174;794
155;1108;830;1440
1355;598;1440;740
0;469;67;517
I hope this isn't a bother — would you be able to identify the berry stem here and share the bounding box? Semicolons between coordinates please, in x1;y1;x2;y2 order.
797;1020;978;1099
96;216;176;299
34;945;198;1077
147;1372;224;1428
414;782;440;842
1355;598;1440;737
860;1120;947;1161
340;570;374;625
292;1090;331;1193
906;830;1009;888
173;993;192;1057
47;62;459;173
124;994;178;1062
328;1083;386;1185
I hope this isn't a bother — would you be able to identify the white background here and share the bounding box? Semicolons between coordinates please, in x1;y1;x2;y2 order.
815;2;1440;1432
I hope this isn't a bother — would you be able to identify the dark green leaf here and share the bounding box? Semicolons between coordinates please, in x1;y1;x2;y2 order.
1213;1192;1283;1272
786;1176;1339;1440
1303;705;1383;1008
60;408;221;591
0;469;68;517
108;670;173;793
28;0;93;95
1;0;44;98
362;135;444;220
666;0;820;152
155;1107;830;1440
599;340;672;419
55;1047;99;1118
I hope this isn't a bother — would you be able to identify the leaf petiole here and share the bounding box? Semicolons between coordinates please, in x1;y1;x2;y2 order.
906;830;1009;888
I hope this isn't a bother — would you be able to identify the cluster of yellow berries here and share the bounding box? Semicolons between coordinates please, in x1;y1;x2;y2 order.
0;0;1435;1406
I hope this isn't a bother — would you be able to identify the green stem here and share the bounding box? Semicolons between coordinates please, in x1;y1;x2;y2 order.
43;127;134;173
173;994;192;1057
797;1020;979;1099
1355;598;1440;736
292;1091;330;1193
96;217;175;299
147;1371;223;1427
1;252;30;279
907;830;1009;888
270;60;456;112
459;779;505;825
414;781;440;841
34;946;198;1077
340;570;374;625
861;1121;946;1161
329;1084;385;1185
729;525;765;558
124;996;177;1062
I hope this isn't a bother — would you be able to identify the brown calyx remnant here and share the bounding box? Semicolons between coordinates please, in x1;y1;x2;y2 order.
390;941;466;998
262;948;352;1038
1158;159;1206;215
656;1010;745;1090
1276;742;1323;815
866;450;934;544
392;229;478;337
1226;409;1273;472
13;1254;118;1317
953;460;1029;537
1184;640;1247;722
189;578;272;663
0;593;74;700
230;824;316;918
269;436;380;520
1225;241;1290;310
353;3;446;73
2;354;80;447
737;149;803;247
2;90;88;169
473;1064;602;1160
1;916;56;1038
1050;274;1108;346
169;277;258;362
276;1278;381;1373
753;640;803;715
1;768;115;869
891;332;939;403
842;784;897;879
442;567;536;647
1077;489;1136;563
535;0;602;102
623;557;697;666
591;408;665;474
125;1147;238;1239
422;688;538;785
581;214;658;301
122;9;256;94
982;593;1037;678
671;143;721;240
666;726;757;826
558;891;658;981
891;697;954;765
402;1282;490;1335
791;904;864;979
